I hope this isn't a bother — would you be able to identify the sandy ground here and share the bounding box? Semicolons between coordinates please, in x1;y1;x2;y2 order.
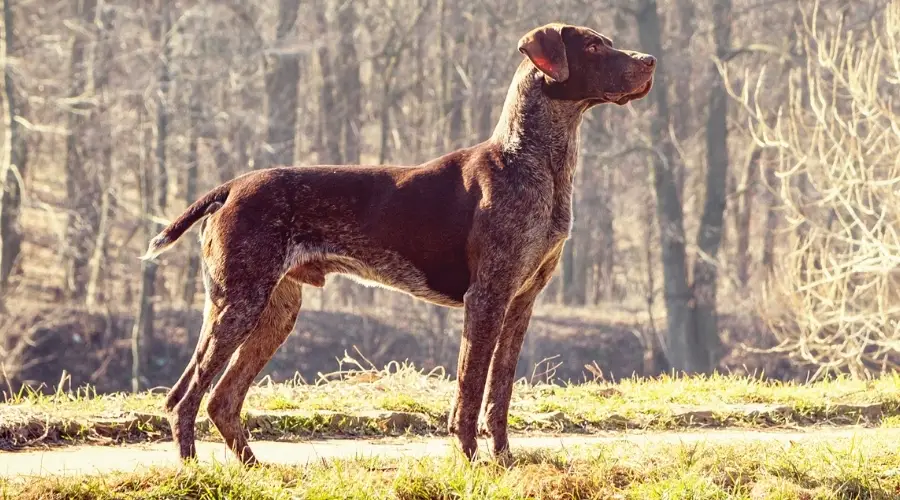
2;427;897;477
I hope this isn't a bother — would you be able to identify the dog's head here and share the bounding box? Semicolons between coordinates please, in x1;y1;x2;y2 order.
518;23;655;106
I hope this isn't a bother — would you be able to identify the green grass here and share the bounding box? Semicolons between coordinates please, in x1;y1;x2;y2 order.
4;434;900;499
3;364;900;447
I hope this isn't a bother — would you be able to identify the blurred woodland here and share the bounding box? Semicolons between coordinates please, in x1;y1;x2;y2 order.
1;0;898;394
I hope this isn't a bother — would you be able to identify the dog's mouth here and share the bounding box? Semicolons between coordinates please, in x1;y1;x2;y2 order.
603;77;653;106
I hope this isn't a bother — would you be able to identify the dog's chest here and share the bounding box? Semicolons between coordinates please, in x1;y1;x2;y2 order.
547;139;578;244
547;181;575;245
547;205;572;244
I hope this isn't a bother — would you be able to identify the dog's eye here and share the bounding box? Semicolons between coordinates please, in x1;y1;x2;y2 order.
586;44;601;53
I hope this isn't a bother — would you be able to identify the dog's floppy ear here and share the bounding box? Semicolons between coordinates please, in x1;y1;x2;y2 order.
517;24;569;83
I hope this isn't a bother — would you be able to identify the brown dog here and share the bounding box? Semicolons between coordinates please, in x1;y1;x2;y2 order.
143;23;654;464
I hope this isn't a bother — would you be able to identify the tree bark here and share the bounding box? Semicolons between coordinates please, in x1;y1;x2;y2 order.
338;1;361;165
316;9;341;165
735;148;761;288
259;0;299;169
85;2;114;311
473;17;497;140
572;206;589;306
0;0;26;300
213;84;237;183
761;156;778;274
560;194;584;305
595;163;616;302
377;88;392;165
636;0;697;373
132;1;170;392
181;83;201;309
133;117;153;393
691;0;731;373
442;0;464;148
64;0;99;301
673;0;695;195
412;0;427;156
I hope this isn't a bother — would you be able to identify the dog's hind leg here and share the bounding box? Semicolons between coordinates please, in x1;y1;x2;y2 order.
206;276;303;465
166;253;283;461
163;293;211;413
164;214;220;414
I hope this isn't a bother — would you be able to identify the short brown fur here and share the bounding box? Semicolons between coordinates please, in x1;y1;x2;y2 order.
144;23;655;464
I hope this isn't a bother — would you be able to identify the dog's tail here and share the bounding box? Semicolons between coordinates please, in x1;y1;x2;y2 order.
140;181;232;261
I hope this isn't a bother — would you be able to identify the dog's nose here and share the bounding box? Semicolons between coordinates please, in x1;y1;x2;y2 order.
637;54;656;68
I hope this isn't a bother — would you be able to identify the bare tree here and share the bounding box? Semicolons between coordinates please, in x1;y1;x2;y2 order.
632;0;733;373
63;0;99;301
85;2;115;311
0;0;26;300
132;0;171;392
690;0;732;372
732;0;900;378
180;82;201;308
733;147;762;288
316;7;342;165
259;0;300;169
635;0;700;373
338;1;362;165
441;0;465;149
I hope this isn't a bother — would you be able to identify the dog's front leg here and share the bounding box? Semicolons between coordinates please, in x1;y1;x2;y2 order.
481;251;562;458
480;294;538;458
449;282;512;459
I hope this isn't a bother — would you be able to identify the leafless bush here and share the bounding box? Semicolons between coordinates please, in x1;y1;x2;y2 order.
728;0;900;378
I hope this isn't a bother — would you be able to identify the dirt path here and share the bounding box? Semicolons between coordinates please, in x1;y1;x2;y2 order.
3;427;897;477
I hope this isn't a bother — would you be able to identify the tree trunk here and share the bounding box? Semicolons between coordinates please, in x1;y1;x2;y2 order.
181;83;201;309
85;188;111;311
436;0;447;151
473;18;497;140
690;0;731;373
412;1;427;157
338;1;361;164
0;0;26;300
761;156;778;274
762;4;803;278
735;148;761;288
85;2;114;311
596;163;616;302
572;206;589;306
560;193;584;305
64;0;99;301
316;9;342;165
585;112;616;304
132;1;170;392
673;0;695;196
636;0;697;374
259;0;299;169
235;116;251;177
133;116;153;393
442;0;464;148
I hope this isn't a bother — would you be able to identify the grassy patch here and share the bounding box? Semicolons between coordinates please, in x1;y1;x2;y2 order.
5;434;900;499
4;364;900;448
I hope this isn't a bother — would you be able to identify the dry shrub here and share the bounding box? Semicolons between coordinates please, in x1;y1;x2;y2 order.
729;0;900;378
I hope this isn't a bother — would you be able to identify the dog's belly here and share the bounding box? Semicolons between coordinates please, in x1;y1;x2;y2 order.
339;272;463;307
284;244;465;308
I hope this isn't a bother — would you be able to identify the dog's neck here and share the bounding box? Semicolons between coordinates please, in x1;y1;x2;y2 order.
490;61;587;187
